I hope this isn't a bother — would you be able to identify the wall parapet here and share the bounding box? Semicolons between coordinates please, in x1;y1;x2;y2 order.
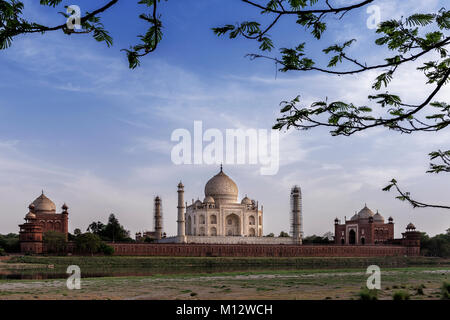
109;243;419;257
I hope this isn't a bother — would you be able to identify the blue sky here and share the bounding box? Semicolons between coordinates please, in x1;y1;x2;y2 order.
0;0;449;237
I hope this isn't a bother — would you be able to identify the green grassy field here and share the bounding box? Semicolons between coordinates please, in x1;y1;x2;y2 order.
7;255;449;269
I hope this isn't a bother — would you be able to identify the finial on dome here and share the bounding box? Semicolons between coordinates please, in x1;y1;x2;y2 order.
220;163;223;172
42;190;44;195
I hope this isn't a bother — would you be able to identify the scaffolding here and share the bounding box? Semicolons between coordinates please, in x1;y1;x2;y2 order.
154;196;163;240
290;186;303;242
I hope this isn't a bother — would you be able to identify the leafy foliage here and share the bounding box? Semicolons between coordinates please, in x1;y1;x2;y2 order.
74;232;103;255
87;214;132;242
43;231;67;254
0;233;20;253
419;229;450;258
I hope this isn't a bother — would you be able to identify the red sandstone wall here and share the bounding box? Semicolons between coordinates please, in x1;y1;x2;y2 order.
109;243;418;257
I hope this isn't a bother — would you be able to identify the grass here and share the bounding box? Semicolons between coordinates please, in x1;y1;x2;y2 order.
7;255;449;270
358;288;378;300
441;281;450;299
393;290;411;300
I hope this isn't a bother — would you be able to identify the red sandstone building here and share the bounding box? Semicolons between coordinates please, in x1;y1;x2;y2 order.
19;192;69;254
334;204;395;245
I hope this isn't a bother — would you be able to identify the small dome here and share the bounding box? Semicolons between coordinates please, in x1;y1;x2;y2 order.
25;211;36;220
31;192;56;214
204;167;238;204
177;181;184;188
194;199;203;207
406;222;416;230
373;211;384;222
358;204;374;219
241;196;252;205
203;196;215;203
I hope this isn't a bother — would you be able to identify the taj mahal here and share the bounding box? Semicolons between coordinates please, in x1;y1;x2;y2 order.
19;166;422;255
154;165;301;245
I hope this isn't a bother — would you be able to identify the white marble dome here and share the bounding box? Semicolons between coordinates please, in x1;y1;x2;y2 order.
203;195;215;204
204;167;238;204
357;204;374;219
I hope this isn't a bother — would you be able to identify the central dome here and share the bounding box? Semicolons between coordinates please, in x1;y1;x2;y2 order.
204;167;238;204
31;192;56;214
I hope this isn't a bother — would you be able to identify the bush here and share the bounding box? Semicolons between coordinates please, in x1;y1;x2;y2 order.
441;281;450;300
416;284;425;295
100;243;115;256
393;290;410;300
0;247;6;256
0;233;20;253
358;289;378;300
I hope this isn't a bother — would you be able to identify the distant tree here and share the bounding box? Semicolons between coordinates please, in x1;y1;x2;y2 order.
103;214;131;242
87;221;105;235
43;231;67;254
75;232;103;255
302;234;331;244
279;231;290;237
265;233;275;237
73;228;82;236
86;214;131;242
0;233;20;253
420;229;450;257
322;231;334;241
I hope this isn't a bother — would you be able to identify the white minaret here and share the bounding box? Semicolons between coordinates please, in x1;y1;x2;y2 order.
177;181;186;242
290;186;303;244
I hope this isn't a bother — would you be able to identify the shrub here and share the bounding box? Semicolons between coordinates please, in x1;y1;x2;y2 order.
100;243;115;256
358;289;378;300
0;233;20;253
0;247;6;256
416;284;425;295
441;281;450;300
393;290;410;300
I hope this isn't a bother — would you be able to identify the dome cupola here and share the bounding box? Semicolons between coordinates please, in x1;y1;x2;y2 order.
373;210;384;222
31;191;56;214
204;166;238;205
357;204;375;219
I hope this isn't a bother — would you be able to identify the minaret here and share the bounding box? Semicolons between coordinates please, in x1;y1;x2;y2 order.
290;186;302;244
154;196;163;240
177;181;186;241
61;203;69;241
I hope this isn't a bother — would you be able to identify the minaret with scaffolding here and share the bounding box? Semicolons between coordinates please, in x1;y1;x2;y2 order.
154;196;163;240
290;186;303;244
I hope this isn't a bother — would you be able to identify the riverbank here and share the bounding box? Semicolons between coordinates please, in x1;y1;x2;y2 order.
0;266;448;300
